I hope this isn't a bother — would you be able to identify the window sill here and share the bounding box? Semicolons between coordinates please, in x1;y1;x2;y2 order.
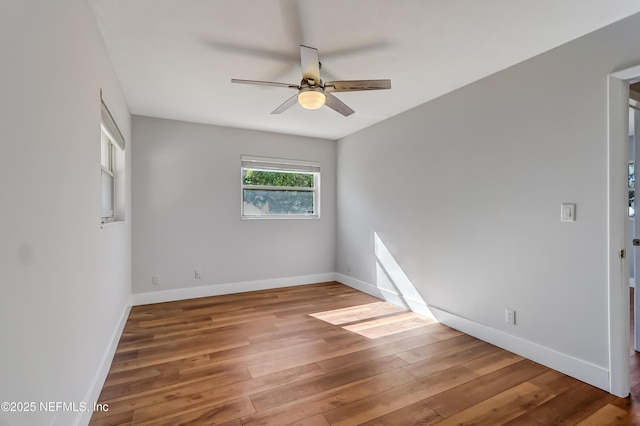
100;220;125;229
241;215;320;220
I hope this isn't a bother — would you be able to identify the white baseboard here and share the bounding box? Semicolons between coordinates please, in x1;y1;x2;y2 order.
132;273;337;306
334;273;610;393
334;273;384;299
334;273;437;321
75;297;132;426
77;271;611;424
428;306;610;392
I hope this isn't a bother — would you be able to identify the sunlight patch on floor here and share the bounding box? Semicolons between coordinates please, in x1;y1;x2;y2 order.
309;301;406;325
343;311;435;338
310;302;436;339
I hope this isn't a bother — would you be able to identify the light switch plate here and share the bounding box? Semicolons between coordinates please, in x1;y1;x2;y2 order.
561;203;576;222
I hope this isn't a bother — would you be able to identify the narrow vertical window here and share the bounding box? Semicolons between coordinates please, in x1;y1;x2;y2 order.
101;128;116;219
630;162;635;218
100;94;125;224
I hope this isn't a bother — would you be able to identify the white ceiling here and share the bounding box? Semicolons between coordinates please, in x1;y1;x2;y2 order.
89;0;640;140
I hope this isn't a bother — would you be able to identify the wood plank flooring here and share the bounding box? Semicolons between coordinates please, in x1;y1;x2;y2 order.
90;282;636;425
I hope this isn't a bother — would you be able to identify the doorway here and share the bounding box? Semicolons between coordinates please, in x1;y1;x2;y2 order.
608;66;640;398
630;98;640;354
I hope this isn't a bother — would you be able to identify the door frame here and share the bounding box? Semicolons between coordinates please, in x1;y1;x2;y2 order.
608;65;640;397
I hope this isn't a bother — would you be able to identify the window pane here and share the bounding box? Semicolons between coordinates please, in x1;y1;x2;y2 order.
101;134;111;170
101;170;114;218
243;189;314;216
630;163;635;218
242;169;314;188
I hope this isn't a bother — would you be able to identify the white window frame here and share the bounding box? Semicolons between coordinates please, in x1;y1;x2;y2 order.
101;127;116;222
630;161;635;218
241;156;320;219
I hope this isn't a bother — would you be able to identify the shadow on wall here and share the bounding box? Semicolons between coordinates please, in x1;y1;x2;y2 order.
374;232;437;321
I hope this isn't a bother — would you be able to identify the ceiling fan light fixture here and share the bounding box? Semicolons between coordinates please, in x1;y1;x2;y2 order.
298;88;325;110
231;46;390;116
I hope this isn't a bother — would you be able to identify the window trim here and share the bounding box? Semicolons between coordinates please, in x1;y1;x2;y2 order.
101;126;117;222
630;161;635;219
240;156;320;220
100;93;126;226
101;97;125;151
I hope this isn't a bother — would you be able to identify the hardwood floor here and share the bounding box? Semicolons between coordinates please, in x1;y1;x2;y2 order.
629;287;640;425
90;282;636;425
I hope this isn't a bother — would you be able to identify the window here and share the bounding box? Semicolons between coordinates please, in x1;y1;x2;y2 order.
241;156;320;218
100;95;125;224
101;128;116;219
630;162;635;218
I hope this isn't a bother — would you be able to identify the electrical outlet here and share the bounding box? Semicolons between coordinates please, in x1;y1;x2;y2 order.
505;308;516;325
561;203;576;222
152;275;160;285
194;269;201;279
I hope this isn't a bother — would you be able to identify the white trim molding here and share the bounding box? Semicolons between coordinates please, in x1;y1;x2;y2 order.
334;273;384;299
606;65;640;397
335;273;436;321
86;271;618;403
76;299;132;426
335;273;610;393
427;306;610;392
132;273;337;306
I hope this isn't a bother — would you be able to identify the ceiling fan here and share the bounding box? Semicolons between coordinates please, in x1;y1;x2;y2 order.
231;45;391;117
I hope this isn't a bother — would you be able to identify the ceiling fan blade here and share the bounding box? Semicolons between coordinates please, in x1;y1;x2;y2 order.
300;45;321;83
324;79;391;92
271;93;299;114
231;79;299;89
324;92;354;117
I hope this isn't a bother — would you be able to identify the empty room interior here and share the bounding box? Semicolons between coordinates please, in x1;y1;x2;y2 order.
7;1;640;425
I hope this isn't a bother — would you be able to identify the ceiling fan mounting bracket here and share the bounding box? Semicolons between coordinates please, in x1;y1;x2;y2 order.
301;77;322;88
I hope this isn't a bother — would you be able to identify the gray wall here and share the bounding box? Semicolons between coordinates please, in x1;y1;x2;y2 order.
0;1;132;425
132;116;336;295
337;12;640;371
